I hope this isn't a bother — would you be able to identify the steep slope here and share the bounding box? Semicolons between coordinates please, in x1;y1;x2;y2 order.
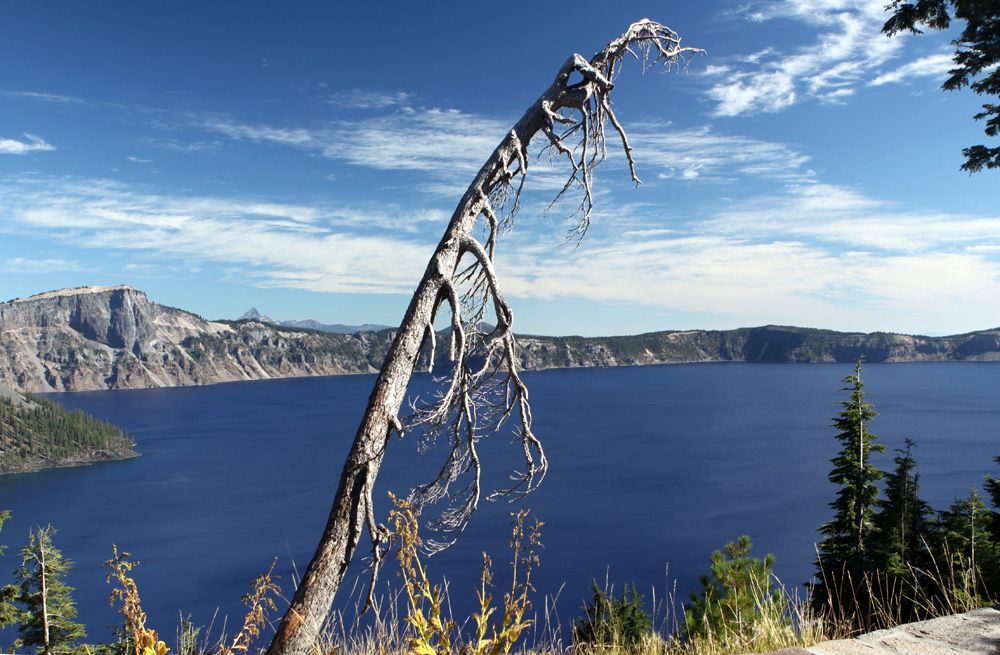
0;286;390;392
0;383;136;474
2;286;999;394
514;325;1000;369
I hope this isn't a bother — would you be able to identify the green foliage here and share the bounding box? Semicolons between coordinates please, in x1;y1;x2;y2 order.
871;439;935;577
813;360;886;621
0;510;20;628
573;582;651;651
883;0;1000;173
929;488;1000;603
0;393;135;473
12;525;87;655
984;456;1000;512
682;536;783;645
817;360;886;564
175;615;202;655
391;495;541;655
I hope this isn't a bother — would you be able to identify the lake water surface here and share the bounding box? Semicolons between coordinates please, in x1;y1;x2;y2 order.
1;362;997;643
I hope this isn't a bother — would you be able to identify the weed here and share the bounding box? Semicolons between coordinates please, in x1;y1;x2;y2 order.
104;545;169;655
217;559;281;655
389;493;542;655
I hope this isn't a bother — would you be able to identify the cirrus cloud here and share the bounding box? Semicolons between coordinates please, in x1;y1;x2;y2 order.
0;133;55;155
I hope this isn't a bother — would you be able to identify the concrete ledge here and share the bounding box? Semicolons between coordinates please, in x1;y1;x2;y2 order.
805;606;1000;655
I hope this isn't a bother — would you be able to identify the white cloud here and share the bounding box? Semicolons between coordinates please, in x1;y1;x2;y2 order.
0;257;80;273
869;52;954;86
0;175;445;294
326;89;414;110
193;104;510;195
2;168;1000;334
491;177;1000;334
707;0;906;116
707;182;1000;253
2;91;89;105
632;124;811;181
0;134;55;155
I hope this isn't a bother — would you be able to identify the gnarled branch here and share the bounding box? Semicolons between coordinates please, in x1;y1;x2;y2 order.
266;19;702;655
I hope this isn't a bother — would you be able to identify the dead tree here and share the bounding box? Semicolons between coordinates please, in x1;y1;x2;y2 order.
266;19;701;655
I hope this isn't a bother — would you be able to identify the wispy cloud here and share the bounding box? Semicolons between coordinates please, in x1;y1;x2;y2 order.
0;175;443;294
0;257;81;273
0;134;55;155
326;89;414;110
2;169;999;333
705;0;905;115
631;124;812;181
706;182;1000;252
195;105;508;183
496;178;1000;333
1;91;90;105
869;52;954;86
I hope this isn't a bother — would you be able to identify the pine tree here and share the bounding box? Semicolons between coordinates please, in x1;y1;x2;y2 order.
984;456;1000;519
0;511;20;628
573;583;651;652
872;439;934;576
12;526;87;655
813;359;886;621
932;488;1000;604
682;536;783;645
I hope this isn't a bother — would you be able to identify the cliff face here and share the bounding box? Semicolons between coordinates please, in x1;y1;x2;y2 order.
0;286;387;392
514;325;1000;370
2;286;999;394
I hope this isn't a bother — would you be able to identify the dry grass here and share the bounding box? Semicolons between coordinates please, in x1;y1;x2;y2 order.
101;518;996;655
306;542;996;655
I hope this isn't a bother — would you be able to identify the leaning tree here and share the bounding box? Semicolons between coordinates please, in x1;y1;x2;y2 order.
266;19;702;655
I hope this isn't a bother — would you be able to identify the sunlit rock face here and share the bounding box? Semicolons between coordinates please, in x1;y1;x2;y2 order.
0;286;384;392
2;286;999;393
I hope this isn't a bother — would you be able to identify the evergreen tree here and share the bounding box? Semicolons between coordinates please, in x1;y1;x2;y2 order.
932;488;1000;604
573;583;651;651
12;526;87;655
682;536;783;645
984;456;1000;517
813;359;886;620
883;0;1000;173
0;511;21;628
872;439;935;576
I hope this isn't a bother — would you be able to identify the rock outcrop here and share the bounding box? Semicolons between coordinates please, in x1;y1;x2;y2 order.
0;286;390;392
2;286;999;393
514;325;1000;370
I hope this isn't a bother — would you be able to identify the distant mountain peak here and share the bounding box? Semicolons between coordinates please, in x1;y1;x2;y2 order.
239;307;277;324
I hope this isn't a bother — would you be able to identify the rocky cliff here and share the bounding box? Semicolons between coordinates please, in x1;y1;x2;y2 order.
2;286;999;393
515;325;1000;369
0;286;391;392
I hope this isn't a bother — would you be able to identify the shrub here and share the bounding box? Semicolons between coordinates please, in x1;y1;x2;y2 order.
573;582;652;651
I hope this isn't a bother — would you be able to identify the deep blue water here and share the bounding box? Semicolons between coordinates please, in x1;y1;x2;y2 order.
0;362;998;644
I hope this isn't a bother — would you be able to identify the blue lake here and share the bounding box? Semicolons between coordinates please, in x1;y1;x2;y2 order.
1;362;998;644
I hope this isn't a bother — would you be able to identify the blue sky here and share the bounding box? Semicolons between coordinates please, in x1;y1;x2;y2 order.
1;0;997;337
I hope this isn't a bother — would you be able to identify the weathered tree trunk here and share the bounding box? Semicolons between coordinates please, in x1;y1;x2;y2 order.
39;535;51;655
265;20;700;655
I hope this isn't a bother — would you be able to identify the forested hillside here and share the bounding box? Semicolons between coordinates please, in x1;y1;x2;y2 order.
0;389;136;474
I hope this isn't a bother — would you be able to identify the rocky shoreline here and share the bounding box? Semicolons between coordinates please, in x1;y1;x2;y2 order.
0;449;141;476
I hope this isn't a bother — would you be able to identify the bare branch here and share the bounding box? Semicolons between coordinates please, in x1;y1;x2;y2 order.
266;20;701;655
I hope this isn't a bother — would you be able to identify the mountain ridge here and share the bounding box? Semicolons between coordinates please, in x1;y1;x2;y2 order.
238;306;391;334
1;285;998;393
